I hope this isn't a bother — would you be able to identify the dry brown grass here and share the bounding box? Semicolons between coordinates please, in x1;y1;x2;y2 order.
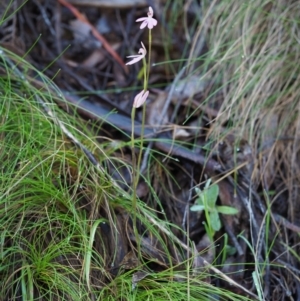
190;0;300;214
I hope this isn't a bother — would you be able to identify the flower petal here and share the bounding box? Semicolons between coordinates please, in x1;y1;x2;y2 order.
148;7;154;18
147;19;157;29
126;55;140;58
136;6;157;29
126;56;143;65
136;17;147;22
139;21;148;29
151;19;158;26
125;42;147;65
133;90;149;108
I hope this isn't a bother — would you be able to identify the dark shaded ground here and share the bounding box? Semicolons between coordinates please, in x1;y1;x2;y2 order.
1;0;300;300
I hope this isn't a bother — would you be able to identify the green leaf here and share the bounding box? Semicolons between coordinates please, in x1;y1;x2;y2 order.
194;187;204;206
190;204;205;212
194;187;201;195
195;196;204;206
204;178;212;189
210;210;221;231
217;206;239;215
201;184;219;208
225;245;237;256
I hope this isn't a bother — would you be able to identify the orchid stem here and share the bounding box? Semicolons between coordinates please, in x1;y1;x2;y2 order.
131;107;141;258
136;55;148;181
147;29;152;85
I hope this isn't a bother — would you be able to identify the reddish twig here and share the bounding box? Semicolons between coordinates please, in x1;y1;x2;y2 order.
57;0;127;72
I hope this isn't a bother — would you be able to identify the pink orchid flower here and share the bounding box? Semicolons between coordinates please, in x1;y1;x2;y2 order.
136;6;158;30
126;42;147;65
133;90;149;108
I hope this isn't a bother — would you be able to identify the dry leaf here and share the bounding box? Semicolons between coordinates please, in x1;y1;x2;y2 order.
120;250;139;270
191;242;206;277
173;127;190;139
69;19;93;43
169;75;208;99
81;43;121;68
146;91;169;126
195;233;215;264
132;270;150;290
81;49;105;68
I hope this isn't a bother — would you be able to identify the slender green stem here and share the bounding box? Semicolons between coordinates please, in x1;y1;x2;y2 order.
146;30;152;85
136;56;148;185
143;56;147;91
131;107;140;257
131;107;137;200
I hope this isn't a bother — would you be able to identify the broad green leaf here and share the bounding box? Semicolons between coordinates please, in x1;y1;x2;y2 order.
190;204;205;212
217;205;239;215
201;184;219;208
210;210;221;231
195;196;204;206
194;187;204;206
195;188;204;206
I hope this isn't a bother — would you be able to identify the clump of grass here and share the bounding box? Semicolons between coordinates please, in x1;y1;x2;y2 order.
193;0;300;175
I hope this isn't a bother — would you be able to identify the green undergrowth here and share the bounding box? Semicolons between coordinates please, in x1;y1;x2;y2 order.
0;49;251;300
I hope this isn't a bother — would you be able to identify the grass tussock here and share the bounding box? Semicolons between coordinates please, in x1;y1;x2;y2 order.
188;0;300;212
